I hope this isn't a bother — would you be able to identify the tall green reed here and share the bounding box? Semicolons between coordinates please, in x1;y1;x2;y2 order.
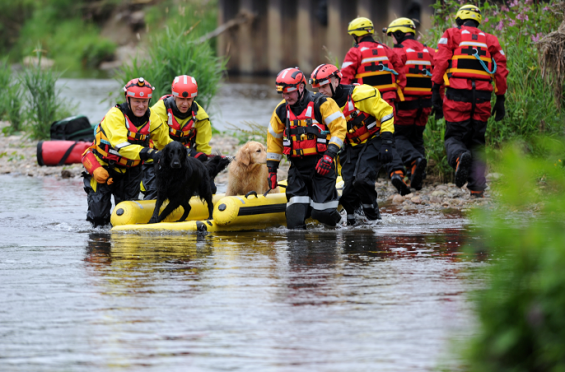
20;49;73;139
0;58;24;134
116;9;226;111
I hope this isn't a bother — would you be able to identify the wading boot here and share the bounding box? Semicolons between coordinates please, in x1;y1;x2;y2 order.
390;170;411;196
455;151;472;188
347;215;357;226
410;157;427;191
470;190;484;198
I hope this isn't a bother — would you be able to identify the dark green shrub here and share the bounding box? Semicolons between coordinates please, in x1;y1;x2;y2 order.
462;138;565;371
0;58;24;134
116;3;225;111
20;50;74;139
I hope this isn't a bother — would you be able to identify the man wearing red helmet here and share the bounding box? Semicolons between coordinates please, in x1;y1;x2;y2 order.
82;77;172;227
384;18;436;191
310;63;395;225
432;4;508;197
267;67;347;229
141;75;214;199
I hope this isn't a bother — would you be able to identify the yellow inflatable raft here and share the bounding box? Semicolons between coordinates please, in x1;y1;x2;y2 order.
111;178;342;233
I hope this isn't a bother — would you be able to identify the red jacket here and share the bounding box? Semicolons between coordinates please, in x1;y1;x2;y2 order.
392;38;436;99
341;36;406;101
432;26;508;95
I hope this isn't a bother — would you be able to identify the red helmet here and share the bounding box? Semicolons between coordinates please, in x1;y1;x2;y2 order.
275;67;306;94
172;75;198;98
123;77;154;99
309;64;342;88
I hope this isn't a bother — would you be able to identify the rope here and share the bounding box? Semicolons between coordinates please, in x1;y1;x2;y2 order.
472;49;497;75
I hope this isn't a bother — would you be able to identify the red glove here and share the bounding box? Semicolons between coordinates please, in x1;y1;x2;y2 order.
268;170;277;190
315;154;333;176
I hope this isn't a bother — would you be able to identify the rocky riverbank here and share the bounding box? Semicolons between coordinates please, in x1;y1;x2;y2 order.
0;123;491;210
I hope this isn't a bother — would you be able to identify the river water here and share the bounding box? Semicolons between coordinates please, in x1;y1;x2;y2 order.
0;78;482;371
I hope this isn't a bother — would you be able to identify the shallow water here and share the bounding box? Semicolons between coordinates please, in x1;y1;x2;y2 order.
0;174;482;371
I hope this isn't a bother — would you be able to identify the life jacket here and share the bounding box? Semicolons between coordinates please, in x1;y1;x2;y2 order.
354;43;399;93
448;28;494;81
161;95;197;148
404;47;433;96
342;96;379;144
282;98;329;158
91;105;151;167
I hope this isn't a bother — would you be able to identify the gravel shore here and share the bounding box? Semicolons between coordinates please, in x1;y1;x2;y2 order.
0;121;490;210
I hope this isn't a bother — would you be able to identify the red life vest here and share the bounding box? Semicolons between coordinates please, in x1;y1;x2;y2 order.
161;96;197;147
448;28;494;81
404;47;433;96
342;96;379;145
354;43;398;93
283;100;329;158
91;105;151;167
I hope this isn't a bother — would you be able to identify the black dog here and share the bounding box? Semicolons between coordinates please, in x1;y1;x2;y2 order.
148;141;230;224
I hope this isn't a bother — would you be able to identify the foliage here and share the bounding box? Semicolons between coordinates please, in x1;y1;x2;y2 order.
19;49;74;139
462;137;565;371
224;121;268;145
116;18;226;111
421;0;565;179
4;0;116;74
423;115;452;182
0;59;24;134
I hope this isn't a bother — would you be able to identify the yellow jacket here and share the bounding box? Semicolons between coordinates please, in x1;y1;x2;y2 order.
267;91;347;164
151;99;212;155
346;85;394;146
95;106;171;167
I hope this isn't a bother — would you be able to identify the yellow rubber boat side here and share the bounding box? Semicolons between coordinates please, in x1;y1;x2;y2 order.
110;194;226;226
111;177;342;233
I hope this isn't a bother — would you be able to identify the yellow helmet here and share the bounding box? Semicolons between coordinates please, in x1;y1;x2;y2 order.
348;17;374;37
384;17;416;35
455;4;482;24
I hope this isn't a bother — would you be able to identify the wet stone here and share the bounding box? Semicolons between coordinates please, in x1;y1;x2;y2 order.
392;194;405;204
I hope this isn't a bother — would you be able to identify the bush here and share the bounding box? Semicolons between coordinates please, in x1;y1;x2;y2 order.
422;0;565;179
20;50;74;139
461;137;565;371
0;59;24;134
116;4;225;111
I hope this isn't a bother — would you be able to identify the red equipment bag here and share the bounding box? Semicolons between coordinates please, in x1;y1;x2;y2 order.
37;140;92;166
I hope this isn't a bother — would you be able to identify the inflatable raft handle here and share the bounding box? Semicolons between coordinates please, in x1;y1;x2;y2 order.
245;191;259;199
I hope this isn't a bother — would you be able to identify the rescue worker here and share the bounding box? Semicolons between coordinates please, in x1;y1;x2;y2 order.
82;77;172;227
267;67;347;229
384;18;436;190
432;4;508;197
142;75;214;199
310;64;395;225
341;17;410;195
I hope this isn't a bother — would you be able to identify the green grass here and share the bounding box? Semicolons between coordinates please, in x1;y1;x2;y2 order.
116;16;226;111
19;49;74;139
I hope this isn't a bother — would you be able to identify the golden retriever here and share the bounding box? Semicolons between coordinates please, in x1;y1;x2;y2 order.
226;141;278;196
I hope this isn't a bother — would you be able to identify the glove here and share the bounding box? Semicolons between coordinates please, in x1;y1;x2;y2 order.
492;94;506;121
93;167;113;185
189;148;208;162
315;144;339;176
315;155;334;176
379;132;394;164
139;147;161;162
267;161;279;190
431;83;443;120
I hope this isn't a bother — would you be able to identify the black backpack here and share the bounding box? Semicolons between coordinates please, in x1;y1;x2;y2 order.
50;115;95;142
